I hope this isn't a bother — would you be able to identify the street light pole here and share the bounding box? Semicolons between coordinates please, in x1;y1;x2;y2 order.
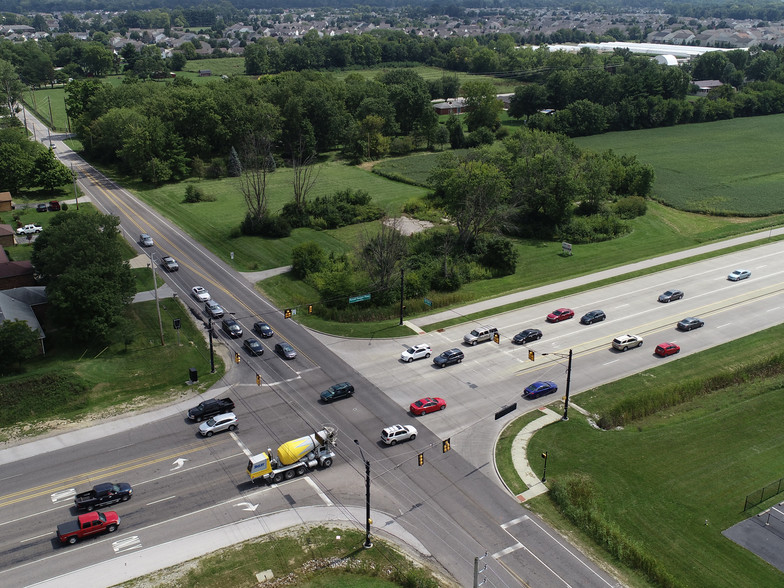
354;439;373;548
207;316;215;373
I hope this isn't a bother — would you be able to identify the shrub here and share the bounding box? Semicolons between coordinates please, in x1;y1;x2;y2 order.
614;195;648;219
240;213;291;238
191;156;206;179
61;202;69;211
389;136;414;156
401;198;425;215
307;189;383;229
184;184;204;203
291;241;326;279
557;214;629;244
206;158;226;179
474;234;518;275
280;201;311;228
466;126;496;147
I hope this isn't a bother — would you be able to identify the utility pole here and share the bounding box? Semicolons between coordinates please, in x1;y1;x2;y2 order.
71;164;79;209
148;253;164;346
354;440;373;548
563;348;573;421
473;551;487;587
399;268;404;326
208;316;215;373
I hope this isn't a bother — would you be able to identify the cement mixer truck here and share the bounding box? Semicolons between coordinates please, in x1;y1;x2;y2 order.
247;426;337;483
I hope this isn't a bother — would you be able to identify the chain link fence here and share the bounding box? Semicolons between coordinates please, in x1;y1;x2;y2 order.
744;476;784;511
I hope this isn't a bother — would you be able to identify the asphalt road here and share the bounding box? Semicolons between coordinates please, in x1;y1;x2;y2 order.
3;112;781;587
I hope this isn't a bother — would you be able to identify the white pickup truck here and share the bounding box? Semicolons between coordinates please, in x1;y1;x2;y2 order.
16;224;43;235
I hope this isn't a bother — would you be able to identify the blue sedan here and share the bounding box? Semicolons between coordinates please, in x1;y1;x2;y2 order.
523;380;558;399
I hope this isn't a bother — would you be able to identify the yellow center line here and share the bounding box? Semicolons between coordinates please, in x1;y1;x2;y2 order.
0;438;230;509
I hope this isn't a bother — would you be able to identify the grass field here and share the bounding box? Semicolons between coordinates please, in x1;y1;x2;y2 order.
573;114;784;216
513;325;784;587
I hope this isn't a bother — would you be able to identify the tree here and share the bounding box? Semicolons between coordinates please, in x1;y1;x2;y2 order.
35;147;73;191
237;132;276;224
291;241;325;278
357;217;408;296
290;131;320;216
508;84;549;119
0;319;39;374
31;212;135;344
0;59;24;117
462;80;503;132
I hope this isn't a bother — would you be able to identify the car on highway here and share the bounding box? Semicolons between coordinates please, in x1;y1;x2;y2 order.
401;343;431;362
433;348;464;367
655;342;681;357
205;300;224;319
523;380;558;399
677;317;704;331
320;382;354;402
139;233;154;247
728;269;751;281
580;310;606;324
243;337;264;356
191;286;211;302
36;203;47;213
199;412;238;437
222;318;243;338
161;256;179;271
512;329;542;344
410;397;446;415
274;342;297;359
253;321;274;338
546;308;574;322
381;424;418;445
658;289;684;303
612;334;644;351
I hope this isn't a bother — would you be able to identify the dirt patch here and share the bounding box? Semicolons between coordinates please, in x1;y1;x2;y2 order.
384;215;434;236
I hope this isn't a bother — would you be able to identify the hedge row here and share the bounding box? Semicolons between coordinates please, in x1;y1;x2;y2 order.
549;473;682;588
597;352;784;429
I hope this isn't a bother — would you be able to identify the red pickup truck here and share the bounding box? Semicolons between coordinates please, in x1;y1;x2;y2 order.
57;511;120;545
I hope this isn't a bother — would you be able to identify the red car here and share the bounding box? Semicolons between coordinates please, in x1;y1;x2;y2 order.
547;308;574;322
410;397;446;416
655;342;681;357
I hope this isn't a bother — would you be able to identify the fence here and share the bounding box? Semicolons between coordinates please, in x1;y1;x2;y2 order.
744;476;784;511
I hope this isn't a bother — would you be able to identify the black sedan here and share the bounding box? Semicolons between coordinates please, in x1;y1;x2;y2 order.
253;322;274;338
580;310;606;324
512;329;543;344
243;338;264;356
274;342;297;359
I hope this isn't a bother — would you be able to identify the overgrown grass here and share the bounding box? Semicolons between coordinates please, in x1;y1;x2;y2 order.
574;114;784;216
513;323;784;588
119;526;445;588
0;298;223;441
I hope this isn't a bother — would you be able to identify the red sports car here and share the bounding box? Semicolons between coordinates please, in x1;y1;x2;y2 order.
410;397;446;416
547;308;574;322
655;342;681;357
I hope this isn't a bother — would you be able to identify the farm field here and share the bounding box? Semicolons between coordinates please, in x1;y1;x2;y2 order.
518;324;784;587
573;114;784;216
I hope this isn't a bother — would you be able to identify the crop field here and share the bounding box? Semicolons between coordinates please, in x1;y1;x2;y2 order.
573;115;784;216
523;325;784;587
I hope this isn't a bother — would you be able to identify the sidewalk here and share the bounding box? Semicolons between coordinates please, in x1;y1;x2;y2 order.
28;505;430;588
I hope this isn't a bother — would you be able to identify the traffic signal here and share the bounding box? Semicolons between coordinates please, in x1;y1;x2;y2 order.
173;318;181;330
307;304;313;314
418;453;424;466
493;332;500;344
256;373;261;386
528;350;535;361
442;438;451;453
234;352;241;364
284;308;292;319
542;452;548;459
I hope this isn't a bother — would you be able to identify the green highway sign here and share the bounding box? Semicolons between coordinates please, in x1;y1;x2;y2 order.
349;293;371;303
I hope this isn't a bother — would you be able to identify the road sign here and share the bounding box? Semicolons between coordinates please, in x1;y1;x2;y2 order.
423;297;433;307
349;294;371;304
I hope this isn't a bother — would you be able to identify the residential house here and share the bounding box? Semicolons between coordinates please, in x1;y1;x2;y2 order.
0;286;48;354
0;192;12;212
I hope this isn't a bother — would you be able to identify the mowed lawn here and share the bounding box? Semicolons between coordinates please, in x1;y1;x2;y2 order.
524;326;784;587
573;114;784;216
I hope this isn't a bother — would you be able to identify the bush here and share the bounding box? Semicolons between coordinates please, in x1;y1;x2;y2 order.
614;195;648;219
466;126;496;147
191;156;206;179
389;136;415;156
206;158;226;179
280;201;311;228
184;184;205;203
240;213;291;238
307;189;383;229
557;214;629;244
291;241;326;279
61;202;69;211
474;234;518;275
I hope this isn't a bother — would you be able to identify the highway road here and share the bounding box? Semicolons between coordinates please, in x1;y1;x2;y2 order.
2;114;780;587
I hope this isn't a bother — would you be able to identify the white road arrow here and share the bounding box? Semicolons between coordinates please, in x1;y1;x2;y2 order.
235;502;259;512
170;458;188;471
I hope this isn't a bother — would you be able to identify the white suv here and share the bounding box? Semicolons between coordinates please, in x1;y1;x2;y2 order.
381;425;417;445
612;334;644;351
401;344;431;363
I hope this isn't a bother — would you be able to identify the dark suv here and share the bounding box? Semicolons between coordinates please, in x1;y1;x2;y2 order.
320;382;354;402
221;318;243;338
433;348;464;368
